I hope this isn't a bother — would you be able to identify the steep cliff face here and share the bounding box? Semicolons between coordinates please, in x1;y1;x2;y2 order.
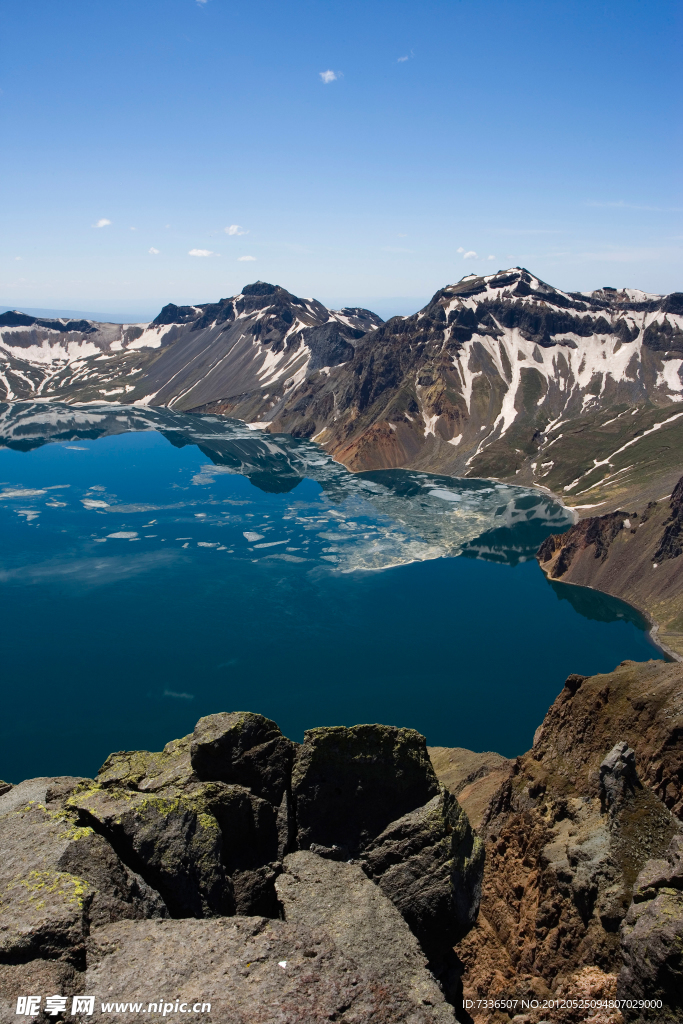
538;477;683;657
445;660;683;1024
2;270;682;511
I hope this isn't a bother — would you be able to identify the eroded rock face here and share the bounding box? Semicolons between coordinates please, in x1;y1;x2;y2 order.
452;660;683;1024
618;834;683;1022
600;741;639;815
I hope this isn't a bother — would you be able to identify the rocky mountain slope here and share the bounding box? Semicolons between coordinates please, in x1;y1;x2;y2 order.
2;270;682;514
442;659;683;1024
538;475;683;658
0;283;381;415
0;714;483;1022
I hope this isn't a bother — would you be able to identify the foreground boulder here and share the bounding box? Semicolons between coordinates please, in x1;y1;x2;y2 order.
291;724;483;962
0;715;483;1021
0;778;165;967
81;853;456;1024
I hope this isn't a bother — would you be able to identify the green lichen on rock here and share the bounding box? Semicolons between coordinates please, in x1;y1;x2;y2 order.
5;868;92;910
96;734;194;793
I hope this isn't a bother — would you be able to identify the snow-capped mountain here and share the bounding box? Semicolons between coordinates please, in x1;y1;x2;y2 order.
0;281;381;411
1;270;682;510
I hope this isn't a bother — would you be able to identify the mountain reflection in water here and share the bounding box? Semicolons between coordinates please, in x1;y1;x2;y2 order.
0;402;661;781
0;403;573;571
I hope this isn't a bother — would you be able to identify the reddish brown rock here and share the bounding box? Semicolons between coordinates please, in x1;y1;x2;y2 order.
453;660;683;1024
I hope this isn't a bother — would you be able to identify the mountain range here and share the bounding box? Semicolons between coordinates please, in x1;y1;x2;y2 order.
1;269;682;515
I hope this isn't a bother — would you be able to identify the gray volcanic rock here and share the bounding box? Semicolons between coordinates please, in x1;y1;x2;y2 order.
618;834;683;1022
0;785;165;965
292;724;440;857
77;852;458;1024
0;716;485;1022
190;711;295;805
68;774;279;919
453;661;683;1024
600;740;639;815
360;788;484;952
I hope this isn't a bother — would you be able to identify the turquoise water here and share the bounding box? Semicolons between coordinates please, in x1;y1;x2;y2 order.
0;404;659;783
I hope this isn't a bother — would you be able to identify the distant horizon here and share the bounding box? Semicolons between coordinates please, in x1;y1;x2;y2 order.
1;262;673;327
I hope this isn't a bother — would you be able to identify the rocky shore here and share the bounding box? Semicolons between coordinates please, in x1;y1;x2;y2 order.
538;475;683;660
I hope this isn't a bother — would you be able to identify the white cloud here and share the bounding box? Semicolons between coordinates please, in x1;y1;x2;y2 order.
130;226;137;231
398;56;409;62
238;255;256;261
149;247;160;255
487;255;495;260
93;218;111;228
463;250;477;259
225;224;248;236
456;247;464;253
188;248;216;257
320;70;337;84
14;256;22;261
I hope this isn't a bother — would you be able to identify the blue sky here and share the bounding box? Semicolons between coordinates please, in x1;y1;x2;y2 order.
1;0;681;319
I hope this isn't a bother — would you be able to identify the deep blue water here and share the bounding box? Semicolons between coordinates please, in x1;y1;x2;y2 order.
0;404;660;783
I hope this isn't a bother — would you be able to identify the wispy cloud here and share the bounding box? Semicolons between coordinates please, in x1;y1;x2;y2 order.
463;250;477;259
149;247;160;255
456;247;464;253
320;70;337;84
238;255;256;261
397;50;414;62
14;256;22;261
164;689;194;699
93;218;111;228
188;248;217;257
487;255;495;260
129;226;137;231
225;224;248;235
0;551;178;588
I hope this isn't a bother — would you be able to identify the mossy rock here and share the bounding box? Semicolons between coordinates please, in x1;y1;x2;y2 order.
292;724;440;856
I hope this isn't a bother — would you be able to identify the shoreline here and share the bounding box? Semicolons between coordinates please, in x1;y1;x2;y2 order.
537;558;682;663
